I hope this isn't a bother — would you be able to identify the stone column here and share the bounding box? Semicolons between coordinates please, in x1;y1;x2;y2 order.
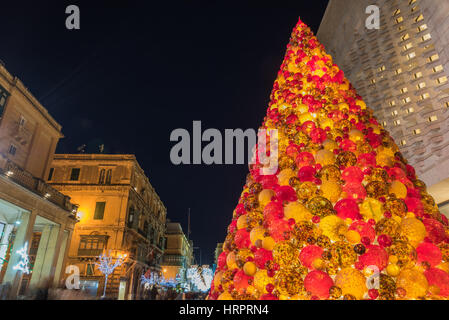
29;224;60;289
52;229;69;287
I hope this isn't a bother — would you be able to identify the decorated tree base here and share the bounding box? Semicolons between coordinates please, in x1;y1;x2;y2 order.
208;17;449;300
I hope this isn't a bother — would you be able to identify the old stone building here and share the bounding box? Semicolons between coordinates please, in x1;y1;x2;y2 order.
0;63;78;298
48;154;166;299
161;221;193;284
317;0;449;212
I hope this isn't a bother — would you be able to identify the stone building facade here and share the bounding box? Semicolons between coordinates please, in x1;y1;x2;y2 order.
161;221;193;284
317;0;449;209
0;63;78;298
48;154;166;299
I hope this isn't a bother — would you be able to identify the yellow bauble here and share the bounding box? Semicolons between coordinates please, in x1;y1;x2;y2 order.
315;149;336;166
320;118;333;130
397;269;428;299
297;104;308;113
376;147;395;167
262;236;276;251
323;139;338;151
335;268;367;300
389;255;399;264
237;215;248;230
320;180;341;203
278;168;296;186
246;285;256;295
338;102;349;111
313;69;325;77
389;181;407;199
386;264;401;277
250;226;266;245
400;217;426;247
259;189;275;207
284;202;312;222
359;198;384;221
312;258;325;270
226;251;238;269
319;215;347;241
355;99;367;110
349;129;364;143
217;292;234;300
214;271;223;288
253;270;274;294
346;230;361;244
243;261;257;276
437;262;449;273
299;112;314;124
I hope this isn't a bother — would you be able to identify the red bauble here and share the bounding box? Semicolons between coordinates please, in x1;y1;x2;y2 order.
286;144;300;159
349;220;376;242
340;139;357;152
268;219;291;242
416;242;442;267
275;185;298;202
296;152;315;168
404;197;424;216
299;245;323;269
217;251;227;269
258;174;279;189
298;166;317;182
263;201;284;223
233;270;252;291
423;218;446;244
377;234;392;248
388;167;407;181
254;248;273;269
359;245;388;271
310;127;327;144
234;229;251;249
228;219;237;234
304;270;334;299
424;268;449;297
342;166;364;183
260;293;279;300
335;198;360;220
342;182;366;201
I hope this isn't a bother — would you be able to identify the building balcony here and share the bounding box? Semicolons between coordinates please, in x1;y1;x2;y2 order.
163;254;186;267
0;157;78;214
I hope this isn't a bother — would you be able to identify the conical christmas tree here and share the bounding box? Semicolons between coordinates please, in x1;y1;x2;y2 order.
208;17;449;300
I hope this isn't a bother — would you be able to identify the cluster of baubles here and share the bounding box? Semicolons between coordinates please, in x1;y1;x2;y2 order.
207;18;449;301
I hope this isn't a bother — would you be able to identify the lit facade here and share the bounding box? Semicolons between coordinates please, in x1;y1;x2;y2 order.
161;221;193;283
48;154;166;300
318;0;449;211
0;63;77;299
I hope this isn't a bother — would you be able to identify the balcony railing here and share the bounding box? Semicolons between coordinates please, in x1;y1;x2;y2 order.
0;157;78;214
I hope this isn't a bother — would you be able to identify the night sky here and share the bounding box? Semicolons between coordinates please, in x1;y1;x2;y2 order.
0;0;329;265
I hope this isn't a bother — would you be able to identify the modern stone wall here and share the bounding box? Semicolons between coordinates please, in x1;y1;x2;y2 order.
317;0;449;189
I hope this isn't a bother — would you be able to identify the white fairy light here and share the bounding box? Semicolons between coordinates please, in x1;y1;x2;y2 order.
186;266;213;292
95;251;126;297
13;242;30;274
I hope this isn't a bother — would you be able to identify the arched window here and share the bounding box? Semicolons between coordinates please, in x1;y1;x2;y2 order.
106;169;112;184
99;169;105;184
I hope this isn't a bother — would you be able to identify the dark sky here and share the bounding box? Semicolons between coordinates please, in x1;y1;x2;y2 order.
0;0;329;265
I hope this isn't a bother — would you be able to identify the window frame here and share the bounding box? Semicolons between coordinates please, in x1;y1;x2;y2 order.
93;201;106;220
70;168;81;181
